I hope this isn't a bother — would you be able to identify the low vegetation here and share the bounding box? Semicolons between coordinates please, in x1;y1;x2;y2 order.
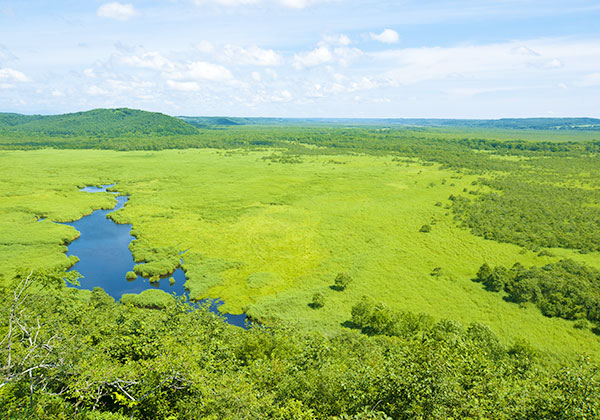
1;109;600;417
1;270;599;419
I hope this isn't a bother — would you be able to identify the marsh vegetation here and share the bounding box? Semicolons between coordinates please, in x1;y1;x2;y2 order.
1;109;600;418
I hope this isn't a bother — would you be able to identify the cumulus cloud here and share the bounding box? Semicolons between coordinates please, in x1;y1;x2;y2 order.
97;3;138;20
293;46;333;68
121;52;174;71
169;61;234;82
166;80;203;92
292;43;362;69
223;45;283;66
322;34;351;46
370;29;400;44
0;68;30;82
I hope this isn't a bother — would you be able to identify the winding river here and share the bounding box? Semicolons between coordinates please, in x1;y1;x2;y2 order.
62;184;247;328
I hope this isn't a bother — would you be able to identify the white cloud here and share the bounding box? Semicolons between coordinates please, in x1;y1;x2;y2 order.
196;41;215;54
169;61;233;82
121;52;174;71
511;46;540;56
83;68;96;78
293;46;333;68
577;72;600;87
265;68;279;79
278;0;318;9
107;79;156;91
372;39;600;86
446;86;522;97
97;3;138;21
51;89;65;97
547;58;562;68
251;71;262;81
332;46;363;66
323;34;351;46
86;85;109;95
272;89;292;101
0;68;30;82
223;45;283;66
166;80;202;92
370;29;399;44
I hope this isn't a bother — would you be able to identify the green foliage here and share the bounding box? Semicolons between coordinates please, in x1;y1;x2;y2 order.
430;267;443;277
1;148;599;360
419;224;431;233
310;292;324;309
475;260;600;327
333;272;352;291
125;271;137;281
452;176;600;252
0;108;198;138
2;272;600;419
120;289;174;309
130;240;181;278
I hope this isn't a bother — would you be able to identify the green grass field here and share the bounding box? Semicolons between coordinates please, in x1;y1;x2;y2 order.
2;148;599;363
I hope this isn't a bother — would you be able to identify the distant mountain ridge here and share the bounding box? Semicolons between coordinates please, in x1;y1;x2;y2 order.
0;108;198;137
1;109;599;136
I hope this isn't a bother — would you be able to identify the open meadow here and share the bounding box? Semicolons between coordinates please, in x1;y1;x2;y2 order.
2;143;600;363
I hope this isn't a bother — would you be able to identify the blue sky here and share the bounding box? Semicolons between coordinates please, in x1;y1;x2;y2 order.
1;0;599;117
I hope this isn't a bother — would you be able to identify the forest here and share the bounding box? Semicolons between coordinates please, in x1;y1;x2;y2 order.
1;109;600;418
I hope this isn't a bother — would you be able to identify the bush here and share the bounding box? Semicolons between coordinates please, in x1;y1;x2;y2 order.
311;292;324;308
419;224;431;233
333;272;353;290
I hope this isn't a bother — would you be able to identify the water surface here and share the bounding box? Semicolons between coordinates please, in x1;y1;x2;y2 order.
62;184;247;328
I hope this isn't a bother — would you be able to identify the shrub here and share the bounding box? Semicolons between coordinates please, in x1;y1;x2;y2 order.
311;292;324;308
334;272;353;290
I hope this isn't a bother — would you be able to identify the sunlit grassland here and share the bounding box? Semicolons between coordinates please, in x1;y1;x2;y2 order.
1;148;599;362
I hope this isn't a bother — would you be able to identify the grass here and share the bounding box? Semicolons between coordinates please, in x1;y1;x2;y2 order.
1;148;599;362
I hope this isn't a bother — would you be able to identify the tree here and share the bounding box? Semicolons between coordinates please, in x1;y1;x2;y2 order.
0;269;78;409
333;273;353;291
484;267;509;292
475;263;492;283
311;292;324;309
419;224;432;233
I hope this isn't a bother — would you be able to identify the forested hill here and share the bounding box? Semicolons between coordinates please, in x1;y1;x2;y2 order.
0;108;199;137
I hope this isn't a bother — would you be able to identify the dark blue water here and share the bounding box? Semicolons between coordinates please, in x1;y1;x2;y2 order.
62;184;247;328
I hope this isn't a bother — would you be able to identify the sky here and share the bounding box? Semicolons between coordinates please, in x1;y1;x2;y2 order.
1;0;599;118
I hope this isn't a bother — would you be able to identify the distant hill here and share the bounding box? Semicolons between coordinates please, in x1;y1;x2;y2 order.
0;108;198;137
178;116;600;130
179;116;243;128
